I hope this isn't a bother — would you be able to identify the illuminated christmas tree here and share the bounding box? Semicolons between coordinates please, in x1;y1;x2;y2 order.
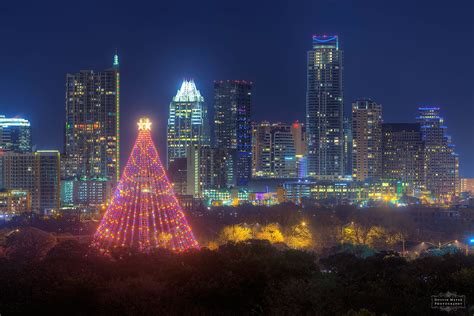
92;117;199;253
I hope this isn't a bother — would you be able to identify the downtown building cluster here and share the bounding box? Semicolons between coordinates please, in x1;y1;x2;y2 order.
165;35;462;207
0;115;61;218
0;54;120;218
0;35;469;219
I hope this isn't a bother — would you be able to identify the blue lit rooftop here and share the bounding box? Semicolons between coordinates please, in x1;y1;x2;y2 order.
0;115;31;127
312;35;339;49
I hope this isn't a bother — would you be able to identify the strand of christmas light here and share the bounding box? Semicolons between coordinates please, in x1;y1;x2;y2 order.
92;117;199;253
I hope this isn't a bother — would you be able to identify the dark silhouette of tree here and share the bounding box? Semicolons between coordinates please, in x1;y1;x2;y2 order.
5;227;56;264
1;226;474;315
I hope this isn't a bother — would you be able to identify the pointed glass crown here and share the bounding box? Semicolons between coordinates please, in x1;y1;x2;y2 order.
113;51;119;67
173;79;204;103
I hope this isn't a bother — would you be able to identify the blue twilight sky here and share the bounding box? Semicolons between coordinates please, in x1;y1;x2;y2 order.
0;0;473;176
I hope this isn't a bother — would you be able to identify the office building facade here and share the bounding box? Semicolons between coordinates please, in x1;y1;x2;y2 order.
60;178;112;206
0;189;30;219
252;122;297;178
186;145;234;197
214;80;252;186
382;123;424;190
460;178;474;195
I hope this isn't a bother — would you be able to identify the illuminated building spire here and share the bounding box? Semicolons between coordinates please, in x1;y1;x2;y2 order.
92;117;199;253
173;79;204;102
113;49;119;68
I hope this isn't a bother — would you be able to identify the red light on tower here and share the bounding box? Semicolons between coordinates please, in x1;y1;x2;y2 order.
92;117;199;253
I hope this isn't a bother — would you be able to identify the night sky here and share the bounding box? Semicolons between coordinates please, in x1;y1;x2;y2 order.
0;0;472;176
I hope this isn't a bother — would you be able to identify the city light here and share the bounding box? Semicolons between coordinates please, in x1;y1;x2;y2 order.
0;4;472;315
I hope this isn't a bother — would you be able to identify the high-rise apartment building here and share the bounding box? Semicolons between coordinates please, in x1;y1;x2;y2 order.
252;122;297;178
0;115;31;153
64;54;120;182
60;178;112;206
417;107;458;199
382;123;424;190
214;80;252;186
167;80;210;168
352;99;383;181
0;150;60;212
306;35;344;179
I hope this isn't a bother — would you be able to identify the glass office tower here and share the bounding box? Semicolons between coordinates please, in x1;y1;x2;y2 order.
167;79;210;167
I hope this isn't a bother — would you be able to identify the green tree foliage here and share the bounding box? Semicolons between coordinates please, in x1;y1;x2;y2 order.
255;223;284;244
218;224;253;243
286;223;313;249
2;225;474;315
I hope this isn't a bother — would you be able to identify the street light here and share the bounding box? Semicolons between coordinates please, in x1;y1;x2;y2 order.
466;237;474;255
400;235;406;256
421;240;462;252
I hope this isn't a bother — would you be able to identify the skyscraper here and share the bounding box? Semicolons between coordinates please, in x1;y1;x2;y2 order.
64;54;120;182
306;35;344;179
352;99;383;181
382;123;424;190
417;107;458;199
0;115;31;153
167;80;210;168
214;80;252;186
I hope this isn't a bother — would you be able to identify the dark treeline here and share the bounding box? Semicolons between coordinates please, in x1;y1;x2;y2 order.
2;204;472;248
190;203;472;246
1;228;474;315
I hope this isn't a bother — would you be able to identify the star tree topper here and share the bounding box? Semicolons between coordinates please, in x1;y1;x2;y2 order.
138;117;152;130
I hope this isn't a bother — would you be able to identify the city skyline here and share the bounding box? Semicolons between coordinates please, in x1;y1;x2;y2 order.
1;3;474;314
0;1;472;176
